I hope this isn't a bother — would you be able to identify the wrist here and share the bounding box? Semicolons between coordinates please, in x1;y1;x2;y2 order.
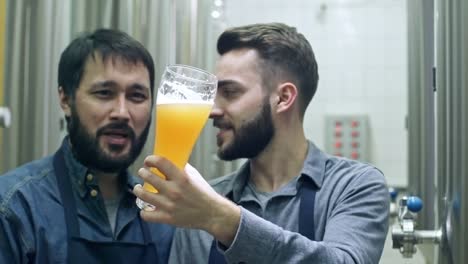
205;197;241;247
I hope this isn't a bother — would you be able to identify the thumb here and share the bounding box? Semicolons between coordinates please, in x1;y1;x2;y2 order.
184;163;213;190
184;163;202;179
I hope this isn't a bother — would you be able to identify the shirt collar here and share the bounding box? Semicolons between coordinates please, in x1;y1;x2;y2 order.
229;162;251;202
222;141;327;202
60;136;139;198
299;141;326;189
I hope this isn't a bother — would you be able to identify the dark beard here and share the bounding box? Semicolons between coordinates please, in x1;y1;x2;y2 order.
68;106;150;173
215;96;274;160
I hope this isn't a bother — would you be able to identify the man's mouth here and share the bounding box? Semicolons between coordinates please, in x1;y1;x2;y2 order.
213;119;234;142
101;129;131;146
215;126;234;145
213;119;232;130
216;128;229;136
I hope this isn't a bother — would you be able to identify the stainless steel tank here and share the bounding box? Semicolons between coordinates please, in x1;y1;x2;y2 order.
393;0;467;262
436;0;468;263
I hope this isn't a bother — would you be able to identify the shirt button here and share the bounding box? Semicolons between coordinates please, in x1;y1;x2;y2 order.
86;173;94;181
90;189;98;197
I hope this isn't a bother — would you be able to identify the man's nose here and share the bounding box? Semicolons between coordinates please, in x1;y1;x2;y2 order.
110;94;130;121
209;102;223;119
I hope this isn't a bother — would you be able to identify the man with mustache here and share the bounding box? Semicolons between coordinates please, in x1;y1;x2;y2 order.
134;23;389;263
0;29;173;263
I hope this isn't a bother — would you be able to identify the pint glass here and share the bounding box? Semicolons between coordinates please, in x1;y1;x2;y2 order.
136;65;217;210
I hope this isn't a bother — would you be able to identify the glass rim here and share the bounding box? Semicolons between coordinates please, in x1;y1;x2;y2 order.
166;64;217;85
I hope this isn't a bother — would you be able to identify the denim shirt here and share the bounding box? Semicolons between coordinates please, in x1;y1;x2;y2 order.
0;138;174;263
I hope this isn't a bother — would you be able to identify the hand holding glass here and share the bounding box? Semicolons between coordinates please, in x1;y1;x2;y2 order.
136;65;217;211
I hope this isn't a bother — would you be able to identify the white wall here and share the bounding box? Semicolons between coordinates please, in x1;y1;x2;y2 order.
223;0;408;187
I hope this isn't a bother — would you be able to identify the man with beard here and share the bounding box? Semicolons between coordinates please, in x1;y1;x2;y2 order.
0;29;173;263
134;23;389;263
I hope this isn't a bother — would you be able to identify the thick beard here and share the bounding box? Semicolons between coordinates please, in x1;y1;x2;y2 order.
68;106;150;173
217;96;274;161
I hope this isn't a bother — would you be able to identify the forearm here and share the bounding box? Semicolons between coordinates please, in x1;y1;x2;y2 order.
220;208;360;264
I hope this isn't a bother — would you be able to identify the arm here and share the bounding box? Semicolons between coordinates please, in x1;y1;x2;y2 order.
134;156;389;264
0;207;28;263
222;169;389;263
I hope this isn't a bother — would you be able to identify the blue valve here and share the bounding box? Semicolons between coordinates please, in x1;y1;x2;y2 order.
407;196;423;213
389;188;398;201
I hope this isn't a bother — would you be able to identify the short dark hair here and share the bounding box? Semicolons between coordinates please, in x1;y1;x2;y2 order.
217;22;319;116
58;28;155;99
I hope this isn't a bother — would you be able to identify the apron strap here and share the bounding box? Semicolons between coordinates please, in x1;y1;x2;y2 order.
208;179;317;264
139;214;152;244
208;240;226;264
53;149;80;237
299;179;316;240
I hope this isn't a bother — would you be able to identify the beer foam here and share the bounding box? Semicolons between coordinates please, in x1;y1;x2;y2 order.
156;99;213;105
157;80;215;104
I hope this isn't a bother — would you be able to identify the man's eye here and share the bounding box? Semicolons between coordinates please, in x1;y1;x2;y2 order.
130;92;148;102
222;89;238;98
94;90;112;97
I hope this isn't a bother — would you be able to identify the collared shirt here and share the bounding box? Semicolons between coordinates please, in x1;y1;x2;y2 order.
0;138;174;263
169;141;389;264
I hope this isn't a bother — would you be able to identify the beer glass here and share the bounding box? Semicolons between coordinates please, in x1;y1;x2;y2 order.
136;65;217;211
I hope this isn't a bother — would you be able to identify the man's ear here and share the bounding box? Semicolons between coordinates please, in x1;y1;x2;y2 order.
58;87;71;117
275;82;298;113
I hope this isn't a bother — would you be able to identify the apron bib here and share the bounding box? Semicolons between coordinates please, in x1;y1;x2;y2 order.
53;149;159;264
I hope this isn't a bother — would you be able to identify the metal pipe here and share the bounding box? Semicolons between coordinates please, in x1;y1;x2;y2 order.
415;230;443;244
392;228;442;244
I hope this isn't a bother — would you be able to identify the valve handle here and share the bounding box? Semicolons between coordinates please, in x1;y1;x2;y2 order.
407;196;423;213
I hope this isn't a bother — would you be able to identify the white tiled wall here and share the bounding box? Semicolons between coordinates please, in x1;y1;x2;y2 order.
223;0;408;187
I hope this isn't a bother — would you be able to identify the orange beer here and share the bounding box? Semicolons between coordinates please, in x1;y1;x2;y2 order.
143;102;213;193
